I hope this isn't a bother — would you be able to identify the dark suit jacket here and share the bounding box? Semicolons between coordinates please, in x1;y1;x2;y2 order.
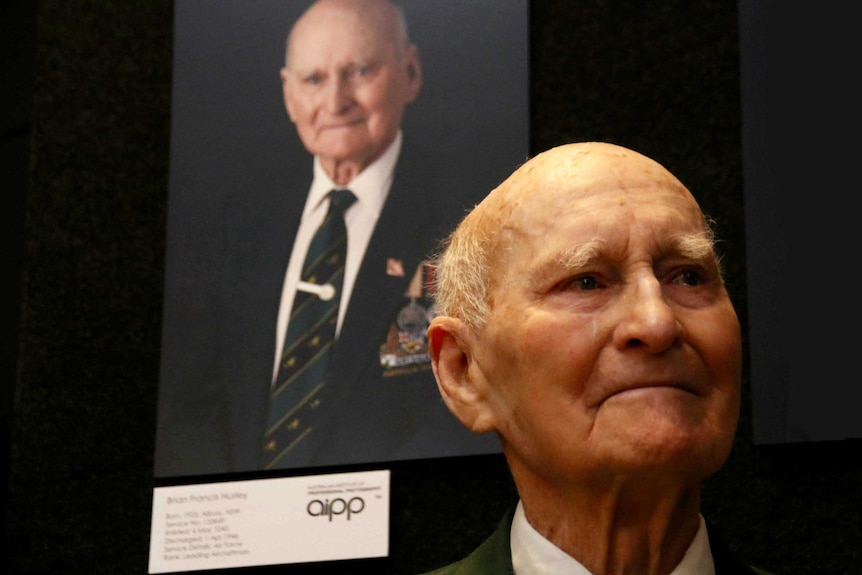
154;137;498;476
424;507;774;575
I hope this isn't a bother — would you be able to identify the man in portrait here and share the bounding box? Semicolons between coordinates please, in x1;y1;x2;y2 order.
154;0;523;476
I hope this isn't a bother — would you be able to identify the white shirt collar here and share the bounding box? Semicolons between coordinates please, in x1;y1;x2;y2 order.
306;130;401;219
510;501;715;575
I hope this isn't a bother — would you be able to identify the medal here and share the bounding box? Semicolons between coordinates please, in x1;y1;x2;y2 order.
379;263;435;376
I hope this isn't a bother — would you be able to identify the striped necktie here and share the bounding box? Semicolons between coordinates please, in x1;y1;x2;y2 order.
262;188;356;469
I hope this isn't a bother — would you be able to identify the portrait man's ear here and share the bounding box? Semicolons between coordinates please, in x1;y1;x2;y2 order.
280;67;297;123
403;45;423;103
428;317;496;434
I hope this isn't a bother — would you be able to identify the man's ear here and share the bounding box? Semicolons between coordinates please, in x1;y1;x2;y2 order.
280;67;297;122
428;316;496;433
403;45;423;103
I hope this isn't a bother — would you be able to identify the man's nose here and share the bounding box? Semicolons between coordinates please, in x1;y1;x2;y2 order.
324;74;353;113
612;276;681;353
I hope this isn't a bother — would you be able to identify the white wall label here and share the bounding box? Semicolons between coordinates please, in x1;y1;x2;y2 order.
148;470;390;573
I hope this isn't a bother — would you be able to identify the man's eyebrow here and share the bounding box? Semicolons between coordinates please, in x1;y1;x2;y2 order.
551;234;715;268
673;232;716;261
285;65;316;76
558;239;604;270
527;239;604;291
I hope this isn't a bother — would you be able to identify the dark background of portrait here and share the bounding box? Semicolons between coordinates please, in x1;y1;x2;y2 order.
156;0;528;476
4;1;860;574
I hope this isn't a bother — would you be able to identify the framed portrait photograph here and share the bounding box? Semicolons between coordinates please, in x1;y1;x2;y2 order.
154;0;528;479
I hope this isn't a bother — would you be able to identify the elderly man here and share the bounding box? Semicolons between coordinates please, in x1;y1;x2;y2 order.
154;0;497;476
280;0;420;186
425;143;772;574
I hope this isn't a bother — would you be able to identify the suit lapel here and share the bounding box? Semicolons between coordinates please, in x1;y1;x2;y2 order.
223;181;306;471
332;178;435;381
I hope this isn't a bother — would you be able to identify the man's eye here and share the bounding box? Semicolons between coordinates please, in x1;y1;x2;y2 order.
578;276;599;290
303;73;323;85
562;275;599;291
556;275;601;291
346;64;372;80
675;269;703;287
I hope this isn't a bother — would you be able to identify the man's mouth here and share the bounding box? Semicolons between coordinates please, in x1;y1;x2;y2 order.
320;119;363;131
596;380;700;408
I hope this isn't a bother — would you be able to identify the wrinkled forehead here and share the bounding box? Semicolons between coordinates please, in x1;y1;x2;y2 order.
492;144;701;228
288;0;398;66
472;143;705;259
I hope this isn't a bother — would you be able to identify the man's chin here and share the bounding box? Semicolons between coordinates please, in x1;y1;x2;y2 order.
610;425;732;480
313;138;372;162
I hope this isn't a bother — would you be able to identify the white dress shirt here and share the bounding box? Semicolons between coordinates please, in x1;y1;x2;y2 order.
510;500;715;575
272;132;402;381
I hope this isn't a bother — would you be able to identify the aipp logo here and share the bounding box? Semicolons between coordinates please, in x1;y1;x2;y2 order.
307;497;365;521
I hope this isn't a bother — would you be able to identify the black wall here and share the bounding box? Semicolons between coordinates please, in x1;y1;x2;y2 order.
6;1;860;574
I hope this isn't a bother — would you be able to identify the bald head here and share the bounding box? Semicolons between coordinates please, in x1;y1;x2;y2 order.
286;0;410;67
280;0;421;184
433;142;713;330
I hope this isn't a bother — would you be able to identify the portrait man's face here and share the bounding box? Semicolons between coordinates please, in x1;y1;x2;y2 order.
281;1;422;172
460;149;742;483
